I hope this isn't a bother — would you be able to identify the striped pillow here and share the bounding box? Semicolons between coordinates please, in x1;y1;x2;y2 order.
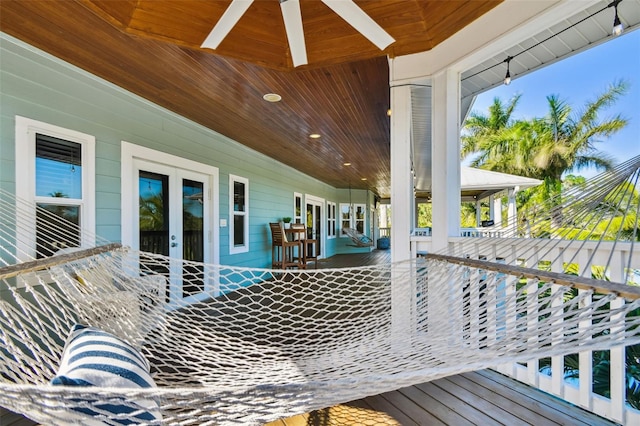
52;324;161;424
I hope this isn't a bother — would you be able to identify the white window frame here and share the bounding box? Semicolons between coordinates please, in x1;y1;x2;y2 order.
294;192;303;224
229;174;249;254
354;203;367;234
327;201;337;239
339;203;366;237
15;116;96;260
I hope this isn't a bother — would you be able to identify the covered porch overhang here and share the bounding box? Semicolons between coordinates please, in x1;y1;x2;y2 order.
388;0;640;259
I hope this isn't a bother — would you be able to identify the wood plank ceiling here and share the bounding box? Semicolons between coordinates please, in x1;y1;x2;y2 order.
0;0;502;198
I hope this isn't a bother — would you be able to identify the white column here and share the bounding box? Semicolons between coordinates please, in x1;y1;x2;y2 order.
431;68;461;252
388;75;413;347
390;83;413;263
488;195;495;223
493;195;502;227
507;187;518;227
476;200;482;227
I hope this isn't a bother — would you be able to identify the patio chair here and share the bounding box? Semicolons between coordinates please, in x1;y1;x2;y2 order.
269;222;303;269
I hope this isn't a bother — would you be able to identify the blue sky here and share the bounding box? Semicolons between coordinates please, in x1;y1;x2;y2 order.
470;29;640;178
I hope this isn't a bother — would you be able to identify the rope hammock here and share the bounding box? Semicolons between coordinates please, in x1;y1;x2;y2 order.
343;185;373;247
1;156;639;425
342;227;374;247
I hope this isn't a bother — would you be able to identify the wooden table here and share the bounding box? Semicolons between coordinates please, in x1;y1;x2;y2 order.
285;227;311;268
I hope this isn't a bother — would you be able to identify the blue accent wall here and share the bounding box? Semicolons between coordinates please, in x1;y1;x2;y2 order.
1;33;376;268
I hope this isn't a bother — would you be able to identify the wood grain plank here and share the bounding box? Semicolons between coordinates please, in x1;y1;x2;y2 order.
449;373;557;426
402;383;473;426
378;388;457;425
471;370;616;425
360;393;424;425
432;376;537;426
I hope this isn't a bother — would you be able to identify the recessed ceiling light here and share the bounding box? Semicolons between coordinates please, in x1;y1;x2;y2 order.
309;133;321;139
361;178;367;181
263;93;282;102
343;162;352;166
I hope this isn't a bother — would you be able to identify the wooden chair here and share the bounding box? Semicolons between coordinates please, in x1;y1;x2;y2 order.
290;223;318;268
269;222;302;269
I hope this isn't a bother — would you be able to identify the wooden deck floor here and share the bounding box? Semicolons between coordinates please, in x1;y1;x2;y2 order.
273;249;614;425
315;249;392;268
266;369;615;426
1;369;615;426
0;249;616;425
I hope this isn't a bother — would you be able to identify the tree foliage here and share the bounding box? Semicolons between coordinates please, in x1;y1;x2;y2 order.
462;81;628;201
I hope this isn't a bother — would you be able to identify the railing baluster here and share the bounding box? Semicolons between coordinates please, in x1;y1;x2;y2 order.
550;248;564;398
610;296;626;424
421;237;640;424
578;289;593;410
577;249;593;411
610;251;627;424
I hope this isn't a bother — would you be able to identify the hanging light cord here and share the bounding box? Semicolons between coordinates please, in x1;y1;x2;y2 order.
463;0;623;83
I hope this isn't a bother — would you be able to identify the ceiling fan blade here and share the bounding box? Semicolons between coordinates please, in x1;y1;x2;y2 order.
321;0;394;50
201;0;254;49
280;0;308;67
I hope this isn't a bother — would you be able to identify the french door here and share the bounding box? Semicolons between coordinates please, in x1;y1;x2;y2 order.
305;196;324;259
133;159;213;307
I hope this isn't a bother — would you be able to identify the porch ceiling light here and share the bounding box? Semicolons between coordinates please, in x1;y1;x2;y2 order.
610;0;624;36
263;93;282;102
309;133;321;139
503;56;512;86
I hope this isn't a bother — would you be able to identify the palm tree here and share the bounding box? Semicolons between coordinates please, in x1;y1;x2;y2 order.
463;81;629;227
463;81;628;191
461;94;522;165
526;81;628;199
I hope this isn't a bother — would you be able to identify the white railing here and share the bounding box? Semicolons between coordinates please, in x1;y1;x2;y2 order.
460;226;507;238
412;227;508;242
413;236;640;425
379;227;391;238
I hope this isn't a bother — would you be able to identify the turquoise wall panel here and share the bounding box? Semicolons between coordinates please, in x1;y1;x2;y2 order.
0;33;365;268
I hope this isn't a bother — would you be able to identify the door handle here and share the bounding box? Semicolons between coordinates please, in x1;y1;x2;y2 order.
171;242;178;247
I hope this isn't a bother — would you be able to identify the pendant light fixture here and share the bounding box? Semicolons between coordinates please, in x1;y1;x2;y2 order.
610;0;624;36
465;0;628;88
503;56;512;86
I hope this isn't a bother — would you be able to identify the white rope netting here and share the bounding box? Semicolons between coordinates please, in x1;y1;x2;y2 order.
0;157;639;425
445;155;640;285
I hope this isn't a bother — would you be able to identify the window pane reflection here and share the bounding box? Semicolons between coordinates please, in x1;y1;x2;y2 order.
35;203;80;258
36;134;82;199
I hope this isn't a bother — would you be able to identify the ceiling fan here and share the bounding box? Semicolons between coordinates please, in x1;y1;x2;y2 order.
201;0;395;67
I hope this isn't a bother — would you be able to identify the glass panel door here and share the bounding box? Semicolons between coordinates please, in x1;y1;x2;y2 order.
306;198;323;258
138;168;172;302
135;160;211;306
182;178;204;297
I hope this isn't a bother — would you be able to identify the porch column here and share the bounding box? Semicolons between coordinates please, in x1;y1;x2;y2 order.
488;195;495;223
493;195;503;227
476;199;482;226
389;70;413;346
507;187;518;225
389;83;413;263
431;68;461;252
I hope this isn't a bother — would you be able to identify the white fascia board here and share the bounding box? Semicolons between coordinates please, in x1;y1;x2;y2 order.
389;0;601;84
